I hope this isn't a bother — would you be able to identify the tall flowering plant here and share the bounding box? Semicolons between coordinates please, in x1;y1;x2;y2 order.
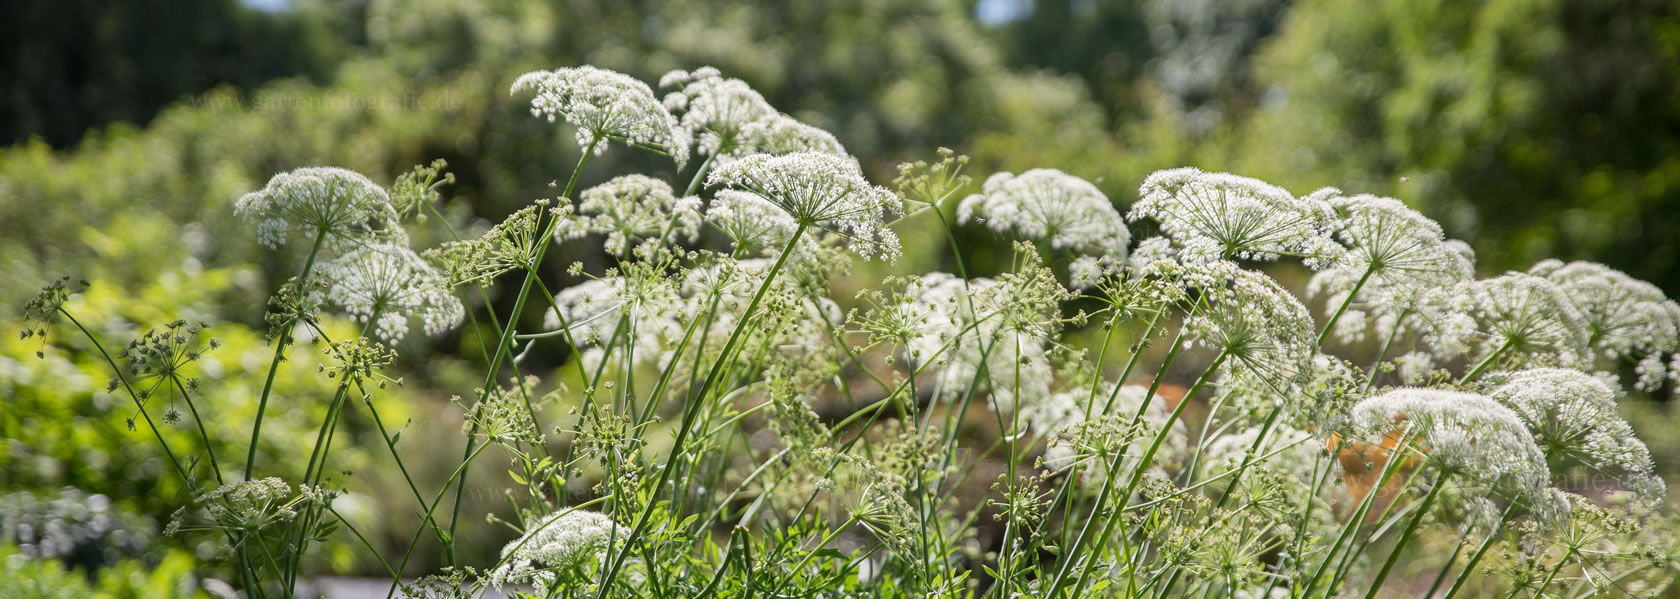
24;64;1680;598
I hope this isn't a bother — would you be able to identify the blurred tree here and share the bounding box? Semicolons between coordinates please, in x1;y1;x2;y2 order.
992;0;1289;134
0;0;360;147
1237;0;1680;292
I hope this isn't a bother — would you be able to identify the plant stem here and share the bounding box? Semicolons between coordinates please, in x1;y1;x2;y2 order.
1463;339;1513;382
1363;309;1409;391
594;223;809;599
1362;472;1448;599
1317;264;1374;348
247;226;330;480
446;136;600;559
60;309;193;485
171;375;224;484
1440;504;1516;599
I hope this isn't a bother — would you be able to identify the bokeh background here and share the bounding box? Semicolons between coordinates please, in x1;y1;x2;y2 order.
3;0;1679;594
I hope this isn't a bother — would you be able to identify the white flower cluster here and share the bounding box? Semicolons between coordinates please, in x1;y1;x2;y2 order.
511;66;691;166
957;169;1130;258
558;175;702;255
727;114;848;163
660;67;776;156
1350;388;1554;505
489;510;624;588
704;190;804;256
660;66;848;166
1483;368;1664;502
1130;167;1339;267
1308;195;1476;343
1030;382;1189;487
1176;261;1316;386
319;243;464;344
708;152;903;259
234;166;403;250
870;261;1069;412
1530;260;1680;390
1449;272;1590;368
543;270;684;372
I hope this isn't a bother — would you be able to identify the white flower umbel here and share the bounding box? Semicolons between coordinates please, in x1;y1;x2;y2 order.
1350;388;1554;504
703;190;804;256
957;169;1130;258
1129;167;1338;267
1451;272;1590;372
708;152;903;259
1483;368;1664;502
1529;260;1680;390
561;175;702;255
511;66;691;166
234;167;404;250
1176;261;1316;390
1031;383;1189;488
680;256;840;366
489;510;625;588
660;66;776;157
542;270;684;371
1309;194;1475;343
319;243;464;344
858;261;1068;413
725;114;848;164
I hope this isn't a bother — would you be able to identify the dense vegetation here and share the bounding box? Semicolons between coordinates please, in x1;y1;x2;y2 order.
4;1;1680;597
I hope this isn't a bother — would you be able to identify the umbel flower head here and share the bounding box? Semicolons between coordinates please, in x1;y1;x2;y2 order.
660;66;776;156
542;267;684;371
1174;261;1316;390
1483;368;1664;503
1129;167;1338;267
857;249;1070;411
1309;195;1474;335
708;151;903;259
704;190;804;256
1030;382;1190;489
489;509;624;588
234;167;404;250
1350;388;1555;507
1446;272;1589;369
557;175;702;255
957;169;1130;258
725;114;848;164
425;203;543;287
166;478;300;536
319;243;464;344
1529;260;1680;390
511;66;691;166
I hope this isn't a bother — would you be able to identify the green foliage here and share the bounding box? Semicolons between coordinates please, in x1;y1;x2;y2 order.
0;544;209;599
0;0;357;147
7;0;1680;595
1236;0;1680;291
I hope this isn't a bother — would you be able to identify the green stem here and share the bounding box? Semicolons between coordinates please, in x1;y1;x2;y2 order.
171;376;224;484
60;309;193;485
1463;339;1513;382
1364;309;1410;391
1527;548;1574;599
247;226;330;480
1318;264;1374;348
1362;474;1448;599
446;136;600;559
595;223;809;599
384;440;492;598
1063;350;1227;598
1440;505;1515;599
